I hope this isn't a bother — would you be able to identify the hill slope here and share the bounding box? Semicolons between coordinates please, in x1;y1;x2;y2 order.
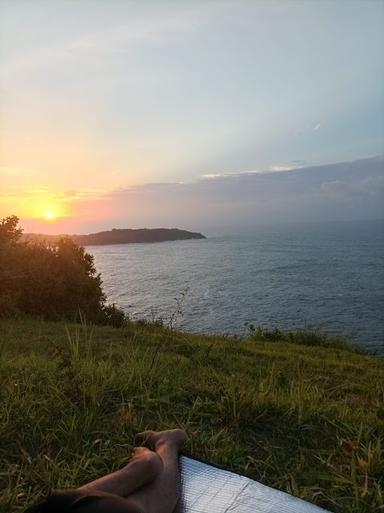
0;319;383;513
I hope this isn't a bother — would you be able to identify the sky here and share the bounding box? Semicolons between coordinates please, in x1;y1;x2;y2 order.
0;0;383;234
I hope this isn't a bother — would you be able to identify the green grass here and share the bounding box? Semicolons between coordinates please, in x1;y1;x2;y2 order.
0;319;383;513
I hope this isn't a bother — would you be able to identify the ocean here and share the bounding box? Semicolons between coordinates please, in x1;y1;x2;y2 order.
88;220;384;354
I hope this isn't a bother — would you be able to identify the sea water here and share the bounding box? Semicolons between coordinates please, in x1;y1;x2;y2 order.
88;220;384;354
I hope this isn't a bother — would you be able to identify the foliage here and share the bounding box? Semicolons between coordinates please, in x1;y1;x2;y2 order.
102;303;129;328
0;216;127;326
0;215;23;245
246;324;365;353
1;319;383;513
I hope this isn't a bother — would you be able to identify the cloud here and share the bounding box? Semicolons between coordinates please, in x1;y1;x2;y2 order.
312;122;322;131
201;173;225;179
0;185;107;223
291;160;308;166
11;156;383;234
83;156;382;232
270;159;308;172
60;189;105;201
320;180;350;194
270;164;295;172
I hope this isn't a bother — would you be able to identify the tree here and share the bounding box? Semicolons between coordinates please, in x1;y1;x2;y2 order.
0;216;126;325
0;215;23;245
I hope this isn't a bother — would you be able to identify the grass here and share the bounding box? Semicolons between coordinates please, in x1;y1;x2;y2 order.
0;318;383;513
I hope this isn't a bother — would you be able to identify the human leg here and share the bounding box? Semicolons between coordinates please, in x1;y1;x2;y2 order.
26;429;185;513
78;447;163;497
75;429;187;513
124;429;187;513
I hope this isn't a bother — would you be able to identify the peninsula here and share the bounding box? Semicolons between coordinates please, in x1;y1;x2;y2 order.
22;228;206;246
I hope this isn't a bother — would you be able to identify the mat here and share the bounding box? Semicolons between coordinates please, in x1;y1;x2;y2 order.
175;456;330;513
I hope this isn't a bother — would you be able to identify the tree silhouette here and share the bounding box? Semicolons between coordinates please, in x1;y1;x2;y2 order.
0;215;23;245
0;216;125;325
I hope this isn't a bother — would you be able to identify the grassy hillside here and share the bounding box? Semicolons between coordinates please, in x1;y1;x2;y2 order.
0;319;383;513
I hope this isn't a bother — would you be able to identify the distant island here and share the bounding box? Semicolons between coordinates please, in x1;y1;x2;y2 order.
22;228;206;246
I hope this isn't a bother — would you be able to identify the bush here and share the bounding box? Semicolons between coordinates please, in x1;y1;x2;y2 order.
101;303;129;328
247;323;362;353
0;215;127;326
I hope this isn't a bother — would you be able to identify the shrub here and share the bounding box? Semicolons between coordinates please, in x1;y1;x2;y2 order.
247;324;362;353
101;303;129;328
0;215;127;326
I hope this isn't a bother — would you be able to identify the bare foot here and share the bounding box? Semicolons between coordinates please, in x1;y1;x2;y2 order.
136;429;187;451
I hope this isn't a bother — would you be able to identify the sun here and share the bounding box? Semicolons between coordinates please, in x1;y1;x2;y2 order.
43;211;56;221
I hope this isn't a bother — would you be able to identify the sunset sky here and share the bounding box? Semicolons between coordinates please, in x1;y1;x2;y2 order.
0;0;383;234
